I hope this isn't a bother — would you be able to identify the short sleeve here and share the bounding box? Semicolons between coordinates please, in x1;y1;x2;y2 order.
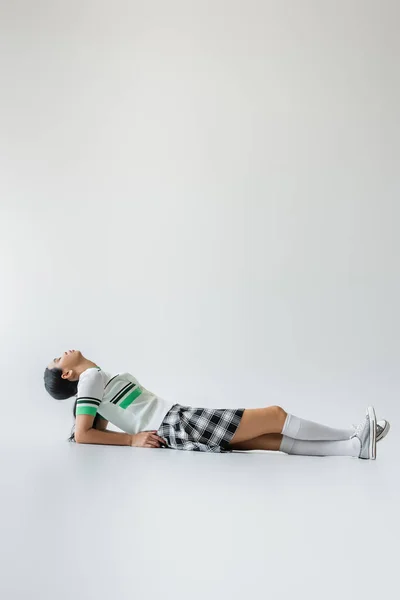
76;369;104;417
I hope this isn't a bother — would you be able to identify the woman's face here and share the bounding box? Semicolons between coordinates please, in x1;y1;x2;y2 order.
48;349;83;374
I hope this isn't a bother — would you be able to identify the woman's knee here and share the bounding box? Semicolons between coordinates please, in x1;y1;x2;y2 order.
268;405;287;427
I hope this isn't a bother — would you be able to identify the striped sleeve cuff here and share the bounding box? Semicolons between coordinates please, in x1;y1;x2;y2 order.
76;397;101;416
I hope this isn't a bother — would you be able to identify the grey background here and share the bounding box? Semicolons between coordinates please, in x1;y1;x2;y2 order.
0;1;399;598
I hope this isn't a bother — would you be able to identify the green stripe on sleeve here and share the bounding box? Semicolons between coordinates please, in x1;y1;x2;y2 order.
76;406;98;416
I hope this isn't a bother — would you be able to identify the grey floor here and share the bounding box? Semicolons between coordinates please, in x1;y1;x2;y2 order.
1;437;398;600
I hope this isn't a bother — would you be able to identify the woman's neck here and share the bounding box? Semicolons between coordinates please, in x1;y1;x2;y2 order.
75;359;99;379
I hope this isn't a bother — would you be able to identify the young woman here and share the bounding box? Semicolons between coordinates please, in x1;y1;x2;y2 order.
44;349;390;459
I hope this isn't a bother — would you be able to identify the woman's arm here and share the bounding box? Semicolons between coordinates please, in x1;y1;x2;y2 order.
75;414;132;446
76;428;133;445
74;370;132;445
94;416;109;431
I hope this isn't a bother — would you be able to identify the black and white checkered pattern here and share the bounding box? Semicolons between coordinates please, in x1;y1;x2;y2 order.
156;404;245;452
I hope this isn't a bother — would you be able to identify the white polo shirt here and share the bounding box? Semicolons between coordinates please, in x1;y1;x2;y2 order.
75;367;175;434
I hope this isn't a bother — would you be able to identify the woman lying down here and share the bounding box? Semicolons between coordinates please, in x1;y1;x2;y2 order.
44;349;390;459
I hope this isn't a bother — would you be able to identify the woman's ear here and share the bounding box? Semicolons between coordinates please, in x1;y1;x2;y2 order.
61;369;73;380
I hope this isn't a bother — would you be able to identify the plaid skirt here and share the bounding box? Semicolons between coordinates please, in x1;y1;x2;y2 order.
156;404;245;453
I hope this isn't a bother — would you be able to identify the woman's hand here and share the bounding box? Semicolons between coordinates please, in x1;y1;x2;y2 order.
130;431;168;448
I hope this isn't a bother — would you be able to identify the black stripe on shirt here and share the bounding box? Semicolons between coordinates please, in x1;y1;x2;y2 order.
105;374;119;389
111;382;135;404
77;397;101;406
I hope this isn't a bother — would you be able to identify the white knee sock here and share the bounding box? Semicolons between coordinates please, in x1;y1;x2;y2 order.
281;413;355;441
279;435;361;457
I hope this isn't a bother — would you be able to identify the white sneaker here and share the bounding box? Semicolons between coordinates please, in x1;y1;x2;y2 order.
352;419;390;443
351;407;377;460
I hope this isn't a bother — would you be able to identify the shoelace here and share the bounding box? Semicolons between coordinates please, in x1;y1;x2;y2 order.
353;415;368;438
352;421;382;435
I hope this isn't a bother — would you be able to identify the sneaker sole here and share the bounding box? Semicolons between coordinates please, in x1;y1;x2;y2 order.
367;406;377;459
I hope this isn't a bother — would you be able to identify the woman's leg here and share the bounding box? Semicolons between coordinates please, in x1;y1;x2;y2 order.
229;433;283;451
229;406;355;445
228;433;361;457
279;436;361;457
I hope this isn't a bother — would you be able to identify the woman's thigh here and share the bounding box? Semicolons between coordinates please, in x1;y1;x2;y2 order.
229;406;287;445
